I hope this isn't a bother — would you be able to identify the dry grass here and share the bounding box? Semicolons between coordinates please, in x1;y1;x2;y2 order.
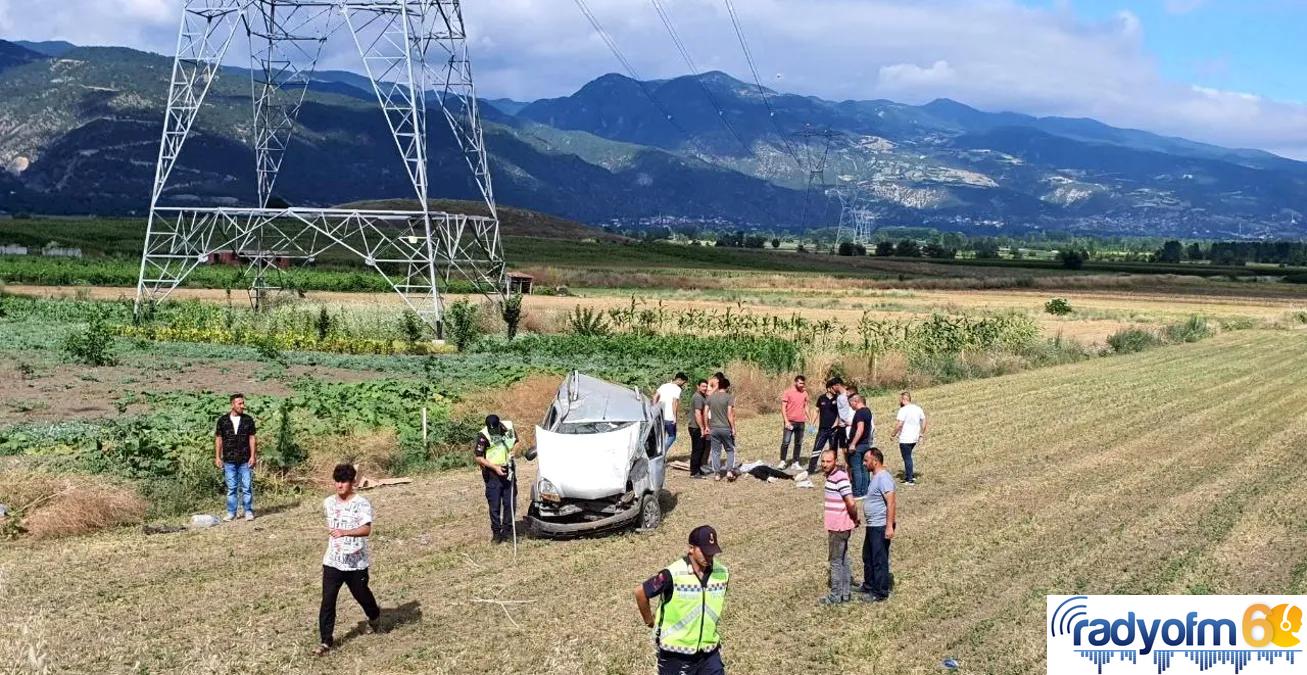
303;430;399;487
5;332;1306;673
0;472;147;539
451;372;562;448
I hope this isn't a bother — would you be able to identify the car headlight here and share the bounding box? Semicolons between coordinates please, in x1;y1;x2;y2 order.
538;479;560;502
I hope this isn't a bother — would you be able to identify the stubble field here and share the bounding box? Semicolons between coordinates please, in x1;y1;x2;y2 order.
4;330;1307;674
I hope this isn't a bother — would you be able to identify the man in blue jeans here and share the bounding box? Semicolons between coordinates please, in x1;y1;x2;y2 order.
214;393;257;521
860;447;896;602
653;372;688;454
846;394;873;498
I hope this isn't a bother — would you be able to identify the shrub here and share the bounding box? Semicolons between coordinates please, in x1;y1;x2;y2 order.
1057;249;1086;270
62;316;117;366
1164;315;1212;343
444;299;481;351
567;305;610;337
400;310;424;343
264;401;307;472
316;307;332;340
1106;327;1162;354
254;333;285;363
1044;298;1073;316
1282;273;1307;284
500;293;524;340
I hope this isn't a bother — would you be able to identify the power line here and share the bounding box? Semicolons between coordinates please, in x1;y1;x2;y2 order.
648;0;752;154
571;0;684;133
721;0;800;167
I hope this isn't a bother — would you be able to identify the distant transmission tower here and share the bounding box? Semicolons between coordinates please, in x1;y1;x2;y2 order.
832;187;876;246
135;0;504;336
793;126;840;231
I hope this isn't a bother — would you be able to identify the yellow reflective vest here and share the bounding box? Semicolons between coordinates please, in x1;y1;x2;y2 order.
479;421;516;466
654;557;729;655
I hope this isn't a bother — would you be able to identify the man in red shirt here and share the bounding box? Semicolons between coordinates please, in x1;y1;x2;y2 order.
776;375;809;470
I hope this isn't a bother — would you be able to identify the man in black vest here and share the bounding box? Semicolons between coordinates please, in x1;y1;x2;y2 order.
214;393;258;521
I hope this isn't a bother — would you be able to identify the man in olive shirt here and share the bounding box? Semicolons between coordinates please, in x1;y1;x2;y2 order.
688;379;710;479
214;393;257;521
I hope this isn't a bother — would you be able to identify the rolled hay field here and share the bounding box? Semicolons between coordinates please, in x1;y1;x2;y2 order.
3;330;1306;674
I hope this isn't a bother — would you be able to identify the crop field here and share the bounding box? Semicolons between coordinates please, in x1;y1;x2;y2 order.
3;331;1307;674
1;252;1305;674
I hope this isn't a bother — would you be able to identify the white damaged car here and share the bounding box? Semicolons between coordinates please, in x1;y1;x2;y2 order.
525;371;667;537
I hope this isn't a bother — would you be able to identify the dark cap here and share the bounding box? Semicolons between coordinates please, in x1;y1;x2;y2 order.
688;525;721;556
485;414;501;429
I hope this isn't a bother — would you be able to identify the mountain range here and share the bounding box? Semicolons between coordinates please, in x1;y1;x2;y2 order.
1;38;1304;239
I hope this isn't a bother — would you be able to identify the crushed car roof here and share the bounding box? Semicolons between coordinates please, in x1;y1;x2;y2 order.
554;371;651;424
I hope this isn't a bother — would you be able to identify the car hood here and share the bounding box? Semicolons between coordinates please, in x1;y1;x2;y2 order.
535;424;640;499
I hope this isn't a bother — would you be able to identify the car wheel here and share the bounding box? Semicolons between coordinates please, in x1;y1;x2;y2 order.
638;492;662;531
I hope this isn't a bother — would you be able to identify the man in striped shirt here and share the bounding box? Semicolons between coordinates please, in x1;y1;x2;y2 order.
819;449;860;605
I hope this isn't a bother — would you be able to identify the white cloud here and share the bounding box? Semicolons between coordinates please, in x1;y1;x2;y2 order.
877;60;957;92
2;0;1306;159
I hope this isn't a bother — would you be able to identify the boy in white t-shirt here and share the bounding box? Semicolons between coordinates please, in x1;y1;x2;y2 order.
652;372;688;453
892;391;928;485
315;464;382;656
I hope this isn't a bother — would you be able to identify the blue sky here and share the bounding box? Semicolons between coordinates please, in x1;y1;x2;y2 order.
1025;0;1305;104
2;0;1306;157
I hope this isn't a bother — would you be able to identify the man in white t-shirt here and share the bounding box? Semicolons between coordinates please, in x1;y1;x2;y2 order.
892;391;928;485
315;463;382;657
652;372;688;454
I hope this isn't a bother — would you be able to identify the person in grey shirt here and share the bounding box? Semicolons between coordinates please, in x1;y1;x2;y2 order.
706;376;738;481
860;447;896;602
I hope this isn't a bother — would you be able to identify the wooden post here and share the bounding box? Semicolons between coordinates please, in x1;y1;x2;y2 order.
421;407;429;445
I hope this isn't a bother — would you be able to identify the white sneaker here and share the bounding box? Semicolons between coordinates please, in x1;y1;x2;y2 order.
244;512;255;521
774;460;788;470
222;513;235;522
792;470;809;483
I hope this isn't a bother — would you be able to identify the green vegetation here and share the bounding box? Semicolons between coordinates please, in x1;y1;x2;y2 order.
1107;327;1165;353
1044;297;1073;316
61;315;117;366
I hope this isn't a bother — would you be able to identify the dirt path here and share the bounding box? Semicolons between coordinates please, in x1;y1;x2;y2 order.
4;331;1307;674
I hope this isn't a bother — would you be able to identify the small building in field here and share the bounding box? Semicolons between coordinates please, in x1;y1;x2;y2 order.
507;271;534;295
0;244;28;256
207;250;292;269
41;242;82;258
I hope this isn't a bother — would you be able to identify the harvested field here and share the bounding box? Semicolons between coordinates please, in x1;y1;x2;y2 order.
4;331;1306;674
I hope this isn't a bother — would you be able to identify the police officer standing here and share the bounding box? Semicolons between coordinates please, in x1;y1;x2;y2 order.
635;525;730;675
473;414;517;544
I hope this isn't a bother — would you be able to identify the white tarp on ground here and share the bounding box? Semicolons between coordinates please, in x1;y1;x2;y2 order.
536;425;639;499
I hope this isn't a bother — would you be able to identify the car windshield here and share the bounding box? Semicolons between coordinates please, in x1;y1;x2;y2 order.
557;420;637;434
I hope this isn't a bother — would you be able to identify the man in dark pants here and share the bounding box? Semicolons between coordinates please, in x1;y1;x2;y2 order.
860;448;896;602
474;414;517;544
847;394;874;499
688;379;710;478
315;463;381;656
806;378;842;473
214;393;257;521
635;525;730;674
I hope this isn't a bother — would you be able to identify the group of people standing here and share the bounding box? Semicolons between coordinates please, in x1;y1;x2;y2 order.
653;371;741;481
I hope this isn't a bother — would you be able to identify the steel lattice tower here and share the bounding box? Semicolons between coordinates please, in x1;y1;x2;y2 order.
832;187;876;246
135;0;504;336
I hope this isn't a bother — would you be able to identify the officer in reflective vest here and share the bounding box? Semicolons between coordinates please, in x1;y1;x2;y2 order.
635;525;730;675
473;414;517;544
